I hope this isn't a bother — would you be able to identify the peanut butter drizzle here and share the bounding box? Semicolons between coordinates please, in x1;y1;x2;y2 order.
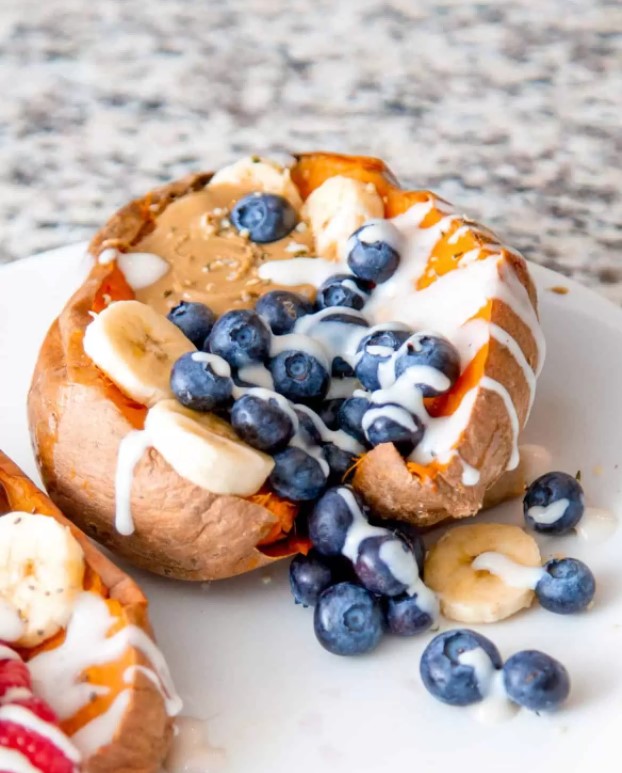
132;182;317;316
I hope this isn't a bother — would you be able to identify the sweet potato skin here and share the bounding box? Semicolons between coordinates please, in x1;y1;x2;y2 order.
0;451;172;773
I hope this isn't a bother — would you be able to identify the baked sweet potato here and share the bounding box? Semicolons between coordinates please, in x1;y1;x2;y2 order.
0;451;174;772
28;153;542;580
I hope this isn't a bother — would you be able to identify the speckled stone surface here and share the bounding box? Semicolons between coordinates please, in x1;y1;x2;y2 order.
1;0;621;301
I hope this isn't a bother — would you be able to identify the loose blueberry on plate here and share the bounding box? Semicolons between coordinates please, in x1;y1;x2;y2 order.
375;519;425;573
270;350;330;403
317;398;345;431
167;301;216;348
308;485;364;556
269;447;327;501
502;650;570;712
523;471;585;535
170;352;233;411
420;629;503;706
230;393;294;453
322;443;357;484
355;328;410;391
393;332;461;397
289;550;336;607
384;593;434;636
314;582;384;656
346;220;402;283
354;534;414;596
364;405;425;456
338;396;370;445
316;274;372;311
535;558;596;614
255;290;314;335
230;192;298;243
208;309;271;369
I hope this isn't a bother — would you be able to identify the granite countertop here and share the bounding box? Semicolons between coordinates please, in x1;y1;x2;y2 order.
1;0;620;301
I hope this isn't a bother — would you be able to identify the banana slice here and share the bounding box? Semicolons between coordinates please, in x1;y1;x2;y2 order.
209;156;303;209
84;300;195;407
302;175;384;260
424;523;541;623
0;513;85;647
145;400;274;496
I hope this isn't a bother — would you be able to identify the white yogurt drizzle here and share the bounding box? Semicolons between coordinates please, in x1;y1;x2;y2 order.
458;648;518;724
116;252;170;290
526;498;571;526
257;191;544;479
337;488;439;619
472;552;545;590
576;507;618;543
114;428;153;536
28;591;181;756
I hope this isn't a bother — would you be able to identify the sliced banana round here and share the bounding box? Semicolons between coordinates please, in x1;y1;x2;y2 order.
0;513;85;647
145;400;274;497
424;523;541;624
209;156;303;209
302;175;384;260
84;300;195;407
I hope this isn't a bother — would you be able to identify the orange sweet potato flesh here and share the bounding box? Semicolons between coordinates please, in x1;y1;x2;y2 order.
0;451;171;773
293;152;541;527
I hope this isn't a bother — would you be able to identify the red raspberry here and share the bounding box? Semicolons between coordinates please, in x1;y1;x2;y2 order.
0;658;31;700
10;695;58;725
0;714;79;773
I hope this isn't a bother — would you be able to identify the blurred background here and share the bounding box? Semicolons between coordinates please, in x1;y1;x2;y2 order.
0;0;620;300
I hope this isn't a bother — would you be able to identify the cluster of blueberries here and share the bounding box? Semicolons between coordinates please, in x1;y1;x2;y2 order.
289;485;434;656
420;629;570;713
165;199;461;501
523;471;595;614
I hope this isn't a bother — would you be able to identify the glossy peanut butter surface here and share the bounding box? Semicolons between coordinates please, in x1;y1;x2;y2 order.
134;183;316;315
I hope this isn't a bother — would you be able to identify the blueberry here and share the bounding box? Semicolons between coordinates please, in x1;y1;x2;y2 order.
231;192;297;243
269;447;327;501
230;393;294;453
338;396;370;445
289;550;335;607
364;405;425;456
354;534;417;597
384;593;434;636
270;351;330;403
393;333;461;397
322;443;357;484
313;582;384;656
317;399;345;431
167;301;215;348
209;310;271;369
347;220;402;283
316;274;372;311
355;328;410;391
375;519;425;573
255;290;314;335
502;650;570;712
332;358;355;378
170;352;233;411
535;558;596;614
420;629;503;706
523;472;585;535
308;485;364;556
294;408;323;446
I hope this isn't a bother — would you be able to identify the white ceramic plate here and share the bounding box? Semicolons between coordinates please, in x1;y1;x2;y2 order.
1;245;621;773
